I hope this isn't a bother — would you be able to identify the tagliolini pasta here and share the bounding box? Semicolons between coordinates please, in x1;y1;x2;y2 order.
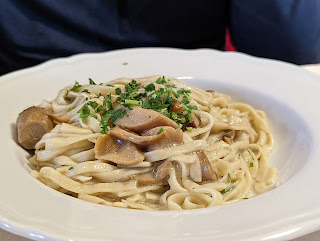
26;75;278;210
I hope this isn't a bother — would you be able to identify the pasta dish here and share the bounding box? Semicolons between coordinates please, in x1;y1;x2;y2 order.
17;76;278;210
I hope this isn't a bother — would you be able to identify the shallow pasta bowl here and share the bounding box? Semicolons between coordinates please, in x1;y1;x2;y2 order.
0;48;320;241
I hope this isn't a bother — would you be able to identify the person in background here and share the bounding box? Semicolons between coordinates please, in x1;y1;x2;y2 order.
1;0;319;75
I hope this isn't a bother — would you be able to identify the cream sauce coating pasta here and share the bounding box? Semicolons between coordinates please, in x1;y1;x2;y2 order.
27;75;278;210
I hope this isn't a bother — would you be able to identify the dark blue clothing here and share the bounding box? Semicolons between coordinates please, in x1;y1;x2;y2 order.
230;0;320;65
0;0;228;75
1;0;319;75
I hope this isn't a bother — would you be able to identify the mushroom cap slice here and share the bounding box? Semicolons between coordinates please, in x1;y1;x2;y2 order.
16;106;54;149
94;134;144;165
114;106;178;133
155;161;173;180
142;126;184;150
94;134;120;156
132;173;168;186
109;125;167;146
196;151;219;181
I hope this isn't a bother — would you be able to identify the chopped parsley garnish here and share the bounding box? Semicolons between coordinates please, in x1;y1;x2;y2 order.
96;93;102;98
77;104;91;123
186;127;193;132
87;101;98;109
157;128;164;135
65;81;82;101
115;88;122;95
144;83;156;92
90;113;98;119
82;89;90;93
100;109;127;134
125;80;139;93
227;173;234;184
156;76;167;84
122;62;128;65
75;77;199;133
220;186;233;194
125;99;142;106
89;78;96;85
96;105;106;113
250;162;254;167
106;84;115;87
69;166;74;170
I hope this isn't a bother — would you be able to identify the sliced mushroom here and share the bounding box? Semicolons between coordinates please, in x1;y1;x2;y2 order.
94;134;144;165
109;125;167;146
142;126;184;150
155;161;173;180
196;151;219;181
16;106;54;149
114;106;178;133
133;173;168;186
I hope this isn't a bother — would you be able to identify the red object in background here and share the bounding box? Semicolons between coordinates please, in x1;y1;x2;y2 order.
225;29;236;51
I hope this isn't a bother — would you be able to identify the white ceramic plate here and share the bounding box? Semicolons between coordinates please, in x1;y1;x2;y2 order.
1;48;320;241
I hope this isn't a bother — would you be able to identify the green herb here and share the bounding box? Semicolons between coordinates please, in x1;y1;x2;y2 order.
99;83;103;86
68;108;73;112
177;89;191;96
250;162;254;167
243;198;249;200
122;62;128;65
227;173;234;184
70;81;82;92
77;104;91;123
186;127;193;132
65;81;82;101
90;113;98;119
88;101;98;109
125;99;142;106
82;89;90;93
106;84;115;87
144;83;156;92
96;93;102;98
182;105;198;113
68;166;74;170
115;88;122;95
89;78;96;85
125;80;139;93
220;186;233;194
100;109;127;134
156;76;167;85
103;94;113;111
96;105;106;113
157;128;164;135
182;93;191;105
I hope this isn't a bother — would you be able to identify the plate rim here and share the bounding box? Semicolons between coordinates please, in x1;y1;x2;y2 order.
1;47;320;241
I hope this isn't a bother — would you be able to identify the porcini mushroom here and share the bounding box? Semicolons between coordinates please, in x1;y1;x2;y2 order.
114;106;178;133
16;106;54;149
196;151;219;181
109;125;167;146
142;126;184;150
94;134;144;165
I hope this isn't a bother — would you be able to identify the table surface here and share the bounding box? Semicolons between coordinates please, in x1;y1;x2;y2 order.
1;64;320;241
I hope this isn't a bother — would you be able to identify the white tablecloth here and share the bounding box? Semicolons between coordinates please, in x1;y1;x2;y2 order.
1;64;320;241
